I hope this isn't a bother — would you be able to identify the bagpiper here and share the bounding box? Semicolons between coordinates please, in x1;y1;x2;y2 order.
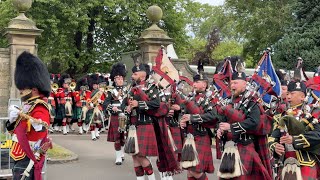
104;63;127;165
7;51;52;180
178;72;215;180
208;67;273;179
124;63;159;180
269;80;320;180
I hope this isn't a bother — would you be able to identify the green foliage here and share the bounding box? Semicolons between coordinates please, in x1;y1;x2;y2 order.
225;0;295;64
0;0;188;77
0;0;16;46
180;37;206;60
213;41;243;61
273;0;320;71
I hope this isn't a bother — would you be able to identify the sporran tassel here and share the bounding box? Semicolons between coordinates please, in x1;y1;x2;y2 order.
65;101;73;116
124;125;139;155
167;127;178;152
217;141;244;179
181;133;199;168
281;158;302;180
81;106;88;121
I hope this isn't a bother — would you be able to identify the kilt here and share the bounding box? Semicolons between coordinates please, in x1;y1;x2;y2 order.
223;143;272;180
55;104;65;120
72;106;82;120
188;134;214;174
276;165;319;180
275;152;319;180
169;126;183;153
136;124;158;157
107;115;125;142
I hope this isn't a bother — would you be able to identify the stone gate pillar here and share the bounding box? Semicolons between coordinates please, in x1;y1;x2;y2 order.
137;5;173;65
4;0;43;99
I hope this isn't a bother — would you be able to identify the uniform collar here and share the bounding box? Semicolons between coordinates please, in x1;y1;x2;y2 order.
26;96;40;103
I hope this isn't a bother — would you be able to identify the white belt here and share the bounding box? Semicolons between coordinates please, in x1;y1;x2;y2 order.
12;134;41;150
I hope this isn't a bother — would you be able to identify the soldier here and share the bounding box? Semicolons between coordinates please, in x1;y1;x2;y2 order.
211;70;272;179
269;81;320;179
179;72;215;180
124;63;159;180
47;74;58;133
77;77;91;134
86;74;105;140
7;51;52;180
70;79;82;133
58;74;73;135
104;63;127;165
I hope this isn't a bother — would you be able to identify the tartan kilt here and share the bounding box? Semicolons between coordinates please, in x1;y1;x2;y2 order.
275;159;319;180
228;143;272;180
136;124;158;157
188;135;214;174
55;104;65;120
107;115;125;142
72;106;82;120
169;126;183;153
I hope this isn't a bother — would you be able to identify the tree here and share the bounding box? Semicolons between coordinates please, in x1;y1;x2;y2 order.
180;1;244;64
273;0;320;71
225;0;294;63
0;0;188;77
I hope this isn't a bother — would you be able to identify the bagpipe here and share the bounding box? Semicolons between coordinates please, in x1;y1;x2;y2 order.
217;52;277;179
274;76;320;180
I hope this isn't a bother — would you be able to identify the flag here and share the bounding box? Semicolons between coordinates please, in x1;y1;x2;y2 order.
213;60;233;97
257;52;281;105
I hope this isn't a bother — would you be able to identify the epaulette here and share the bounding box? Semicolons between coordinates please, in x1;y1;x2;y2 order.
12;98;49;132
27;99;50;114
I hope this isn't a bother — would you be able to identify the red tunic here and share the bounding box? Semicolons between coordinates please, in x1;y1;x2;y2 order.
14;103;50;141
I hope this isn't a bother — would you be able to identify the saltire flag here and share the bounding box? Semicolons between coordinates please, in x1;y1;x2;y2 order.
213;60;233;97
256;52;282;105
305;76;320;103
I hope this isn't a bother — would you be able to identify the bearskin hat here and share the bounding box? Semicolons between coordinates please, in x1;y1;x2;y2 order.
14;51;51;97
88;74;100;90
110;63;127;81
58;74;72;87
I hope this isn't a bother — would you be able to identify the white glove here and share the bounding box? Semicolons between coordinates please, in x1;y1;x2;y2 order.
8;105;20;123
98;99;102;103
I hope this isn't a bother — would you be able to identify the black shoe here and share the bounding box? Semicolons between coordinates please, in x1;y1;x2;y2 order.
92;138;97;141
96;136;100;139
115;162;122;165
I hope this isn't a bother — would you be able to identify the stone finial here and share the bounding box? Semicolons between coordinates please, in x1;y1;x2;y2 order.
146;5;163;24
7;0;41;31
12;0;32;13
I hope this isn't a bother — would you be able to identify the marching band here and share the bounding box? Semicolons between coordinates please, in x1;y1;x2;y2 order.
10;48;320;180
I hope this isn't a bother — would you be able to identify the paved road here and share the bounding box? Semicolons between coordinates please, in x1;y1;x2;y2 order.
47;133;220;180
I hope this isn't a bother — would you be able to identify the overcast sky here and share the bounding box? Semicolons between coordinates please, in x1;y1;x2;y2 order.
194;0;225;6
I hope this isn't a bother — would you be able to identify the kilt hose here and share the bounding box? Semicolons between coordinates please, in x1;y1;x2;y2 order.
220;143;272;180
136;124;158;157
187;134;214;174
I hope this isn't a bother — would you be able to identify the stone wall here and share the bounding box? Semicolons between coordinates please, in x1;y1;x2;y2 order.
0;48;10;117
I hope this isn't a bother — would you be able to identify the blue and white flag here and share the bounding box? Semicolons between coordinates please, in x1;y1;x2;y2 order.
257;52;282;105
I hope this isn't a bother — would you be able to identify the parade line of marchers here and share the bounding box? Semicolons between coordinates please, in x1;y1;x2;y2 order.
6;47;320;180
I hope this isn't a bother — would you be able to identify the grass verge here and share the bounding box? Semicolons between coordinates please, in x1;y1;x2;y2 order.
47;143;73;160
